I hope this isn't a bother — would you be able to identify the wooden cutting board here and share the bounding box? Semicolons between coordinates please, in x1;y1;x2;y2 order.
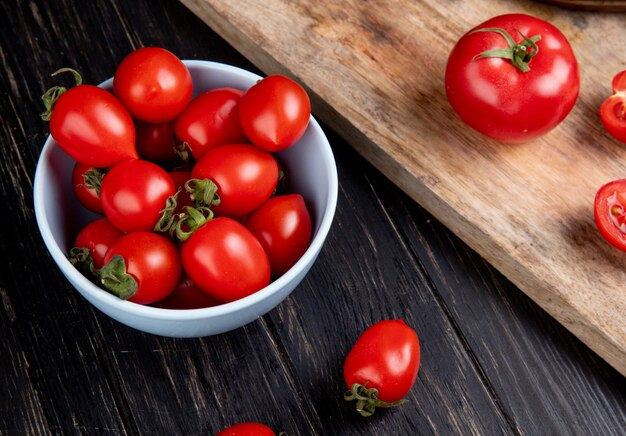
181;0;626;375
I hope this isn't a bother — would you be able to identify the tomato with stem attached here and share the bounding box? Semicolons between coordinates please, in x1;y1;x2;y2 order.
600;70;626;144
72;162;105;214
69;218;125;275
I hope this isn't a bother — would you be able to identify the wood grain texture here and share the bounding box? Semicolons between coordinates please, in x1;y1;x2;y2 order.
180;0;626;374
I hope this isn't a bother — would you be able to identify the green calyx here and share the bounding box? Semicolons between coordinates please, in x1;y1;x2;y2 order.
81;167;105;196
69;247;99;278
344;383;408;418
99;255;138;300
41;67;83;121
185;178;221;209
471;27;541;73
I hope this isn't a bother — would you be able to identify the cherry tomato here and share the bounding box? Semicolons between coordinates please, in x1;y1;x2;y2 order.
239;75;311;152
216;423;275;436
114;47;192;123
181;217;270;303
72;218;124;270
72;162;104;214
344;320;420;417
600;70;626;144
102;232;181;304
245;194;312;277
100;160;175;232
445;14;579;143
169;171;194;213
594;179;626;251
48;82;137;167
135;120;177;161
191;144;278;218
174;88;248;160
152;275;221;310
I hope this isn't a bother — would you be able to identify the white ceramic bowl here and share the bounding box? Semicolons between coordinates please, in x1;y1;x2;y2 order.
34;60;338;337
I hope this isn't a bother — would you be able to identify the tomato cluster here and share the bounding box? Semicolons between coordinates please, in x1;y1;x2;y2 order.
45;47;313;308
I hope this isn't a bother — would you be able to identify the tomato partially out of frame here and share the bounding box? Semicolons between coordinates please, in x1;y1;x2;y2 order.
216;423;275;436
600;70;626;144
594;179;626;252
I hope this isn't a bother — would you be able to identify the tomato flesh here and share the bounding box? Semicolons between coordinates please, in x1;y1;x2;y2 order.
594;179;626;251
600;71;626;144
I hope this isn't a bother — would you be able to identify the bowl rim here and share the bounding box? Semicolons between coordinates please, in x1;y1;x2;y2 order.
33;60;338;321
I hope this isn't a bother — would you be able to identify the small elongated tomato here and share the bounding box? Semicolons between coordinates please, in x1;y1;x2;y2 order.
174;88;248;160
600;70;626;144
181;217;270;303
72;162;105;214
102;232;181;304
71;218;124;270
239;75;311;152
344;320;420;417
245;194;312;277
191;144;278;218
50;85;138;167
135;120;177;161
114;47;192;123
152;275;221;310
100;160;175;232
594;179;626;251
216;423;275;436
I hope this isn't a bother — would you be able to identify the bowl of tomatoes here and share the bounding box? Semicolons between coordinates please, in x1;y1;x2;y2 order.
34;54;338;337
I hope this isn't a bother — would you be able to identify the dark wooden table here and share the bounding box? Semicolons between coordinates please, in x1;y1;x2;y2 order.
1;1;624;434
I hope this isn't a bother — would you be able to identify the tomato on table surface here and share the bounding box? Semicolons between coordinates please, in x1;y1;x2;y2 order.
239;75;311;152
216;422;275;436
114;47;192;123
135;120;177;161
245;194;312;277
600;70;626;144
344;320;420;417
72;162;105;214
42;69;137;167
100;160;176;232
445;13;579;143
151;275;221;310
594;179;626;252
70;218;124;271
191;144;278;218
101;232;181;304
181;217;270;303
174;88;248;160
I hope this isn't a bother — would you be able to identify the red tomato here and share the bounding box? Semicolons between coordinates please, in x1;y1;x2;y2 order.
100;160;176;232
181;217;270;303
152;275;221;310
114;47;192;123
216;423;275;436
239;75;311;152
72;218;124;270
135;120;177;161
174;88;248;160
72;163;104;214
49;84;137;167
169;171;194;213
445;14;579;143
600;70;626;144
191;144;278;218
594;179;626;251
344;320;420;417
245;194;312;277
102;232;181;304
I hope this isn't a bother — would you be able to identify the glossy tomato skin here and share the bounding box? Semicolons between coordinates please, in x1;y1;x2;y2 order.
600;70;626;144
216;423;275;436
73;218;124;269
181;217;270;303
100;160;175;232
445;14;579;143
72;162;104;213
135;120;177;161
174;88;248;160
245;194;312;277
594;179;626;251
191;144;278;218
114;47;192;123
50;85;137;167
152;275;221;310
104;232;181;304
344;320;420;403
239;75;311;152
